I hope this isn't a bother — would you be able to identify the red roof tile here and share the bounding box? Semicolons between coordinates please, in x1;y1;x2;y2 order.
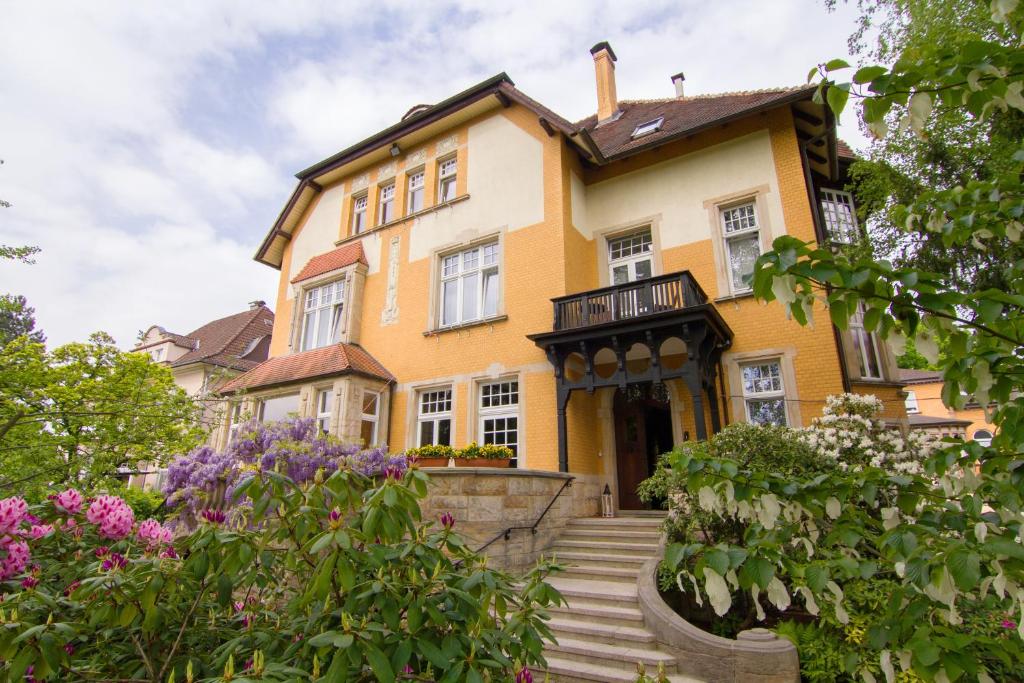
170;305;275;372
291;243;367;284
576;86;815;160
899;369;943;385
219;343;394;393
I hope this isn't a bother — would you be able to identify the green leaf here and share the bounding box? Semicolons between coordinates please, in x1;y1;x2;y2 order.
826;83;850;117
118;603;139;627
216;574;233;607
806;565;829;593
365;642;395;682
824;58;851;72
664;543;687;569
853;65;887;84
947;550;981;591
703;548;730;577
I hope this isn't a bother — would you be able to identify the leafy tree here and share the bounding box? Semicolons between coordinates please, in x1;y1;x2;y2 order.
0;333;202;500
0;244;39;264
0;294;45;347
831;0;1024;295
658;4;1024;681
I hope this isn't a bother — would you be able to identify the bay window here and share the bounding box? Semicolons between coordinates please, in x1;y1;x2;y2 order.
439;242;499;327
316;389;333;434
300;280;345;351
360;390;380;446
259;393;300;423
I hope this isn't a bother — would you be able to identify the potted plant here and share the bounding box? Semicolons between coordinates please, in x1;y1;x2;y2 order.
406;444;455;467
455;442;513;468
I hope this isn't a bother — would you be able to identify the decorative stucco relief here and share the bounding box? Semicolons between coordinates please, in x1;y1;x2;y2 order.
436;134;458;154
351;173;369;192
406;149;426;165
380;236;401;326
377;161;397;180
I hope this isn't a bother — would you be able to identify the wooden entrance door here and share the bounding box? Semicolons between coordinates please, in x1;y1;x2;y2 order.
614;394;649;510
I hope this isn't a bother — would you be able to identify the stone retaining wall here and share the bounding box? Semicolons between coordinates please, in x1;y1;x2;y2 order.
418;468;604;570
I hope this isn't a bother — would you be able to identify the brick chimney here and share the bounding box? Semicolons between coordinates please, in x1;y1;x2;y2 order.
590;41;619;122
671;72;686;98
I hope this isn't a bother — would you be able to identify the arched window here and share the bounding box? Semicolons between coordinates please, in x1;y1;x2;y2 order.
973;430;993;447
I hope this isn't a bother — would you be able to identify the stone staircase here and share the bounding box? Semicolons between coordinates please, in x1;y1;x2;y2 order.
534;514;705;683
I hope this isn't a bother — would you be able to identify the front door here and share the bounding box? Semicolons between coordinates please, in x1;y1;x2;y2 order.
614;384;674;510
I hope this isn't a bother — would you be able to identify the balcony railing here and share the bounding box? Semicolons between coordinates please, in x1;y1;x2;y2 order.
551;270;708;331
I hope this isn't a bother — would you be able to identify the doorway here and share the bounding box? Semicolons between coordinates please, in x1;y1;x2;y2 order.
613;383;674;510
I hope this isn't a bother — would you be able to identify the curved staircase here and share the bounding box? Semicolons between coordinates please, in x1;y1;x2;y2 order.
535;514;705;683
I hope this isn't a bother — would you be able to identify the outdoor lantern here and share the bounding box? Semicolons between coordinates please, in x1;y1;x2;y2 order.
601;484;614;518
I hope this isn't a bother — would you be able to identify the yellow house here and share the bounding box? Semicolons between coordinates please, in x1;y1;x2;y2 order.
221;43;906;511
900;368;996;444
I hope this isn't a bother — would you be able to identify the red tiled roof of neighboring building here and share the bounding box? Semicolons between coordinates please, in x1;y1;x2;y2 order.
837;138;857;160
135;328;197;351
169;305;275;372
575;86;816;160
899;368;943;385
291;243;367;284
908;414;972;428
219;343;394;393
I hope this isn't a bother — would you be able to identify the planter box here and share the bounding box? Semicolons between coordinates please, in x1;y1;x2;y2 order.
455;458;511;468
416;457;451;467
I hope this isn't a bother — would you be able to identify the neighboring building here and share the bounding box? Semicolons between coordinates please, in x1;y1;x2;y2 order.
220;43;906;511
900;368;995;444
131;301;275;488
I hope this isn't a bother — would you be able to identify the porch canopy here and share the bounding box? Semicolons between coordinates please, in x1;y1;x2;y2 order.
528;270;733;472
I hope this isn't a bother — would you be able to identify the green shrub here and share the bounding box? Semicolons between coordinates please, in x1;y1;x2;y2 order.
408;442;513;461
405;444;456;460
114;485;169;522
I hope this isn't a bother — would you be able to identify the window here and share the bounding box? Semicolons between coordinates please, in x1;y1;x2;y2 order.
631;117;664;138
407;170;424;214
721;203;761;293
227;402;245;443
479;380;519;467
973;429;993;447
850;305;883;379
438;157;457;203
360;390;380;446
417;388;452;447
608;229;653;284
150;347;164;362
377;182;395;225
820;189;859;244
351;194;368;234
260;394;300;423
300;280;345;351
316;389;333;434
438;242;500;327
741;361;787;426
904;390;919;414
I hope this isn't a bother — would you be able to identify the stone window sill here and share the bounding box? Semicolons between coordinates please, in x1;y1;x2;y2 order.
423;315;508;337
714;290;756;304
335;194;470;246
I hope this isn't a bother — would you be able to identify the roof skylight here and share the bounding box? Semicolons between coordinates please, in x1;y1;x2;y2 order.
631;117;664;139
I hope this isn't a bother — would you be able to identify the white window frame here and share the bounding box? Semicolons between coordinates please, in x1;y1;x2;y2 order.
259;393;301;424
740;360;788;426
316;388;333;435
151;347;164;362
437;157;457;203
352;194;368;234
631;117;664;138
820;188;859;244
904;390;919;414
360;390;381;447
973;429;993;447
720;202;762;294
478;379;519;467
607;229;654;284
407;170;425;214
227;402;245;443
377;182;395;225
438;241;500;328
417;387;452;447
299;279;345;352
850;305;884;380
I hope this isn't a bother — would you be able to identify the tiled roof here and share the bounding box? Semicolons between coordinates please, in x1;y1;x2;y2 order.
136;329;197;351
219;343;395;393
291;243;367;284
575;86;815;160
899;369;943;385
837;138;857;160
170;305;275;372
908;414;972;428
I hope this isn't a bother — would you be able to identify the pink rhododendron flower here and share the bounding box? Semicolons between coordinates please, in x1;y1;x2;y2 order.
0;539;30;580
101;553;128;571
136;519;173;547
86;495;135;540
54;489;83;515
20;576;38;590
0;497;28;535
28;524;53;540
159;546;178;559
440;511;455;529
94;546;109;558
200;509;227;525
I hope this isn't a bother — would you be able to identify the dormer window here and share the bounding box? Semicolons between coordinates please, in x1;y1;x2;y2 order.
631;117;664;139
300;280;345;351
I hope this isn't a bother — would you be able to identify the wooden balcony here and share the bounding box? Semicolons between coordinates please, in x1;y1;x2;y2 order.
551;270;708;331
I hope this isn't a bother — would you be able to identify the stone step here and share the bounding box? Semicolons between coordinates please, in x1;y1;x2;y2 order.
561;528;663;541
550;541;661;559
549;600;645;625
567;518;665;531
535;655;703;683
545;578;640;612
550;551;650;569
545;617;658;648
559;563;641;583
546;636;679;670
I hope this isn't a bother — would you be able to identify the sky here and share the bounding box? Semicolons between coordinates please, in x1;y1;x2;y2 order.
0;0;872;348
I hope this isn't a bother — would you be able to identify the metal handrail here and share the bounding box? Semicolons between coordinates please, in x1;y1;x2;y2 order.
473;476;575;554
549;269;708;304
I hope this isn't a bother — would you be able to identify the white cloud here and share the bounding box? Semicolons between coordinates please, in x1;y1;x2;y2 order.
0;0;871;348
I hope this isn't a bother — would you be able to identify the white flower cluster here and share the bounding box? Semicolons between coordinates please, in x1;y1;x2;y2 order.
799;393;936;475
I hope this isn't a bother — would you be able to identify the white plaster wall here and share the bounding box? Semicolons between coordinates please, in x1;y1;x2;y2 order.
570;131;785;246
172;366;207;396
288;184;348;280
407;114;544;261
